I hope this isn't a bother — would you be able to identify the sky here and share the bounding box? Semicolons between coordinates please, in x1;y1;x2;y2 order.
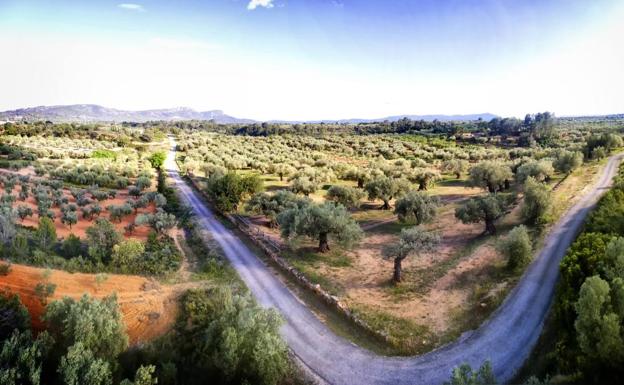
0;0;623;121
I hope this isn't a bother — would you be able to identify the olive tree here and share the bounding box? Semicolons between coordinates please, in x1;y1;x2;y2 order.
16;205;33;222
277;202;363;252
442;159;469;179
516;160;554;184
290;176;319;197
409;169;440;191
61;211;78;229
468;161;513;193
269;163;296;182
383;226;440;283
553;149;583;175
135;209;177;234
364;176;410;210
521;177;552;226
326;185;365;209
455;194;511;235
245;190;308;227
394;191;439;224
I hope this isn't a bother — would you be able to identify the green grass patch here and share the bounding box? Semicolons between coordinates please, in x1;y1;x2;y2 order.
350;304;437;355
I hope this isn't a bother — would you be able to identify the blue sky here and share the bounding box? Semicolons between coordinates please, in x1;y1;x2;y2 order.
0;0;622;120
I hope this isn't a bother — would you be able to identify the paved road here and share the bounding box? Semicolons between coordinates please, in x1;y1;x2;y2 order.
165;137;622;385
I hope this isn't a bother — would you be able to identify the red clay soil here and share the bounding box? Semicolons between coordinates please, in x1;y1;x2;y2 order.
0;264;187;345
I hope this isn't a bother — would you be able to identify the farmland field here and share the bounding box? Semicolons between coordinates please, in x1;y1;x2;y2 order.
174;118;622;355
0;116;623;385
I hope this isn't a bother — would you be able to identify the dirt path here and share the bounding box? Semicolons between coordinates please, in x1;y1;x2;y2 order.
169;135;623;385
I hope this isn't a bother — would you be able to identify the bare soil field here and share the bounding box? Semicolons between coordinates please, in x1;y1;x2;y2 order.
0;263;192;344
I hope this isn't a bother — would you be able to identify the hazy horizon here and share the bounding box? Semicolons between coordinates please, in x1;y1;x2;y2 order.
1;0;623;121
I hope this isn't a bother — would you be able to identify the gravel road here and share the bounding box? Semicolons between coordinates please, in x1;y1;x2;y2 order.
165;137;622;385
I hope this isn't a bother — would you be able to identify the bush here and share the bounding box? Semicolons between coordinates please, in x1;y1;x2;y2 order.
498;225;532;270
0;261;11;275
172;288;289;385
521;177;552;226
205;173;263;213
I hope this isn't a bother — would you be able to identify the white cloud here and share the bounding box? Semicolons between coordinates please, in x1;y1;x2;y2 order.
117;3;145;12
247;0;274;11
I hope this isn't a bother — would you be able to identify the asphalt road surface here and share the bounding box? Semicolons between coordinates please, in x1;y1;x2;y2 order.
165;136;622;385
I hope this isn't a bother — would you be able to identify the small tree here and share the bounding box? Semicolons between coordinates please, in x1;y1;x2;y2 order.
455;194;511;235
34;281;56;305
135;209;176;234
442;159;469;179
521;177;552;226
36;216;57;250
86;219;122;263
136;176;152;191
383;226;440;283
394;191;440;224
290;176;318;197
206;173;263;212
277;202;363;252
516;160;554;184
468;161;513;193
270;163;296;182
18;184;29;201
121;365;158;385
58;342;112;385
444;361;497;385
0;209;16;246
111;239;145;273
62;234;83;259
245;190;308;227
364;176;410;210
553;149;583;175
148;151;166;169
326;185;365;209
16;205;34;222
95;273;109;293
44;294;128;361
498;225;532;270
410;169;440;191
62;211;78;229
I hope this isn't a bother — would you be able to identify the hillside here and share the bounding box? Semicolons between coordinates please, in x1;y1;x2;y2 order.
0;104;254;123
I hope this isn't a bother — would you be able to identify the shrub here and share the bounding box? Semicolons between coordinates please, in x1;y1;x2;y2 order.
498;225;532;270
521;177;552;226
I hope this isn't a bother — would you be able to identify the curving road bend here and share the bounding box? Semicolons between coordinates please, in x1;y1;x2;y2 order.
165;136;622;385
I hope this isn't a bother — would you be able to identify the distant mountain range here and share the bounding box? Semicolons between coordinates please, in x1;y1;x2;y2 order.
274;113;499;124
0;104;497;124
0;104;253;124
